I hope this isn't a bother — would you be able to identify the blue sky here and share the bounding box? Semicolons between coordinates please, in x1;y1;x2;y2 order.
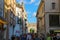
16;0;41;23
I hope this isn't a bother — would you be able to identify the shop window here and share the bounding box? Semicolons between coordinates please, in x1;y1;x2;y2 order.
49;15;60;27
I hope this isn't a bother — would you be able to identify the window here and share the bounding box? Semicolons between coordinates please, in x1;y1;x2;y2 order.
5;12;8;20
52;3;56;9
0;9;3;17
18;13;19;16
25;23;27;25
10;11;13;18
0;11;2;16
13;15;15;20
17;18;19;24
17;18;23;24
25;19;27;21
49;15;60;27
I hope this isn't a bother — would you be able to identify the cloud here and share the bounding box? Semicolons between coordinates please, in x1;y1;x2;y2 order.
30;0;35;4
35;1;40;6
18;0;35;4
24;0;40;5
25;0;35;4
26;11;32;14
33;12;36;17
17;0;40;5
17;0;23;4
26;11;36;17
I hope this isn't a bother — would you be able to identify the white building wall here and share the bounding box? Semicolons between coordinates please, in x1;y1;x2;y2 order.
45;0;60;12
16;7;22;18
14;7;23;36
45;13;49;33
44;0;60;33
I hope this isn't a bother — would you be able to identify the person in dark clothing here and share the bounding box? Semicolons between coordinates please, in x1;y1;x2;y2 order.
35;34;41;40
42;37;45;40
40;33;45;40
53;36;57;40
32;33;35;40
11;35;15;40
21;34;26;40
57;38;60;40
57;36;60;40
53;33;57;40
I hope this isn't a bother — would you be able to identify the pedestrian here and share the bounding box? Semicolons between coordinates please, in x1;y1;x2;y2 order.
35;34;41;40
57;37;60;40
21;34;26;40
56;34;60;40
41;34;45;40
26;33;32;40
53;33;57;40
11;35;15;40
32;33;35;40
47;33;51;40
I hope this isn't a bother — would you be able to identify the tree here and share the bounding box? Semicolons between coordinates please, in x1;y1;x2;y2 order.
30;28;34;33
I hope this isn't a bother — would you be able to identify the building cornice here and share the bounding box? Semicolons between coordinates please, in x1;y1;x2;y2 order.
36;0;44;17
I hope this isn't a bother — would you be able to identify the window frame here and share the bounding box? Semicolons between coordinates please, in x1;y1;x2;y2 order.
52;2;56;9
49;15;60;27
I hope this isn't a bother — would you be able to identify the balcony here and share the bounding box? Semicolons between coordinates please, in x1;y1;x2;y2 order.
0;11;3;17
25;19;27;21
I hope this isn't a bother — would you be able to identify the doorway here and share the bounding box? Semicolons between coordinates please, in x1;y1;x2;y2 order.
0;23;4;40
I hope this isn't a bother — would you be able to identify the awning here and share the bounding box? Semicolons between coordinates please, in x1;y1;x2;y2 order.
54;30;60;32
0;16;7;24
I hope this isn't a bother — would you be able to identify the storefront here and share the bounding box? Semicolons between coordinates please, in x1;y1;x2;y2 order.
0;22;4;40
0;17;7;40
50;30;60;36
54;30;60;36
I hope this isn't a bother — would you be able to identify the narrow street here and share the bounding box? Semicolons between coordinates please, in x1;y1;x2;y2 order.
0;0;60;40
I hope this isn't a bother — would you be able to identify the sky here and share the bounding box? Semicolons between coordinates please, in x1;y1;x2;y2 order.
16;0;41;23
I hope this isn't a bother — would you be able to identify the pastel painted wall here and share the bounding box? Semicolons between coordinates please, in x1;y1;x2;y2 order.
0;0;4;17
14;24;20;37
9;26;13;40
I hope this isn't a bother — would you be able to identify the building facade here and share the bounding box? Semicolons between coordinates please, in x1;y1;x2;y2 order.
44;0;60;34
14;3;28;36
0;0;7;40
27;23;37;33
14;3;23;36
36;0;45;37
22;8;28;34
36;0;60;37
20;3;28;34
4;0;16;40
